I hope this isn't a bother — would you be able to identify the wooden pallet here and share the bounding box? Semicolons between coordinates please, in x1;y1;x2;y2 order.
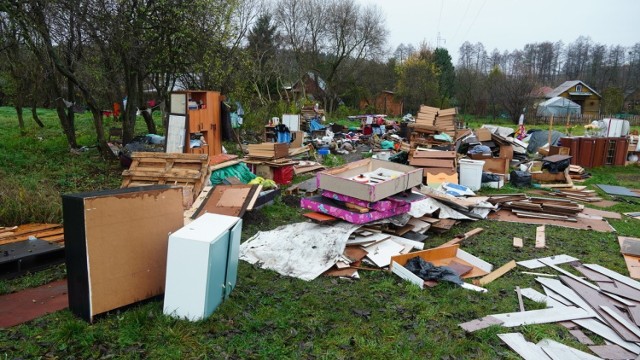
121;152;209;206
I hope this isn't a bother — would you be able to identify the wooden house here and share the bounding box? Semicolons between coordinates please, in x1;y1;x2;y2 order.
624;88;640;112
545;80;601;116
359;90;404;117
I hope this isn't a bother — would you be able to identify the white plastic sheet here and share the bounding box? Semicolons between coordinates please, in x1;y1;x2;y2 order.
239;222;359;281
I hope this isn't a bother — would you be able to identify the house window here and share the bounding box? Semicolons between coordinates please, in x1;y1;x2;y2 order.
576;84;583;92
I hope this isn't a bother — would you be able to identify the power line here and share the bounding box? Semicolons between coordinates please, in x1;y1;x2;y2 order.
451;0;472;44
463;0;488;41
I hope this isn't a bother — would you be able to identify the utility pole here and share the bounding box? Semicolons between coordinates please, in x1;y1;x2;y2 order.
436;32;446;49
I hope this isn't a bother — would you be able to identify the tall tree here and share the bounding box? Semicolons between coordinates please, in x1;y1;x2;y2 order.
396;45;439;113
434;47;454;108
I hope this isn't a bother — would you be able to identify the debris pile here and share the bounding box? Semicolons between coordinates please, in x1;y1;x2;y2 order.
460;257;640;359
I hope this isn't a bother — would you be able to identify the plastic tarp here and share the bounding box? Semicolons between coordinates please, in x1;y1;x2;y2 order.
239;222;360;281
210;163;256;185
526;130;565;153
536;97;581;117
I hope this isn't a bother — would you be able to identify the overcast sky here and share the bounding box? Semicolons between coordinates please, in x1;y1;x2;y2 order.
359;0;640;63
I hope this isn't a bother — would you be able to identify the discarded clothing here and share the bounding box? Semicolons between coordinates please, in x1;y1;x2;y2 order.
404;257;463;285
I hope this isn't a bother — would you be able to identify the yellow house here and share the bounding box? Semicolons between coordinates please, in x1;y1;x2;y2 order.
546;80;601;116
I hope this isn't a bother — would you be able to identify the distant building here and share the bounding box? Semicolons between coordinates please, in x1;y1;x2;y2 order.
359;90;404;117
624;88;640;112
546;80;601;116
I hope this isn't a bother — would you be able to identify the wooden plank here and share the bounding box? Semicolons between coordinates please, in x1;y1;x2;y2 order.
588;344;637;359
568;329;594;345
601;306;640;339
516;286;525;312
536;277;598;316
459;315;503;332
535;225;546;248
618;237;640;280
513;237;523;248
517;254;579;269
620;237;640;256
537;338;601;360
498;333;552;360
597;280;640;302
573;318;640;354
583;263;640;291
476;260;516;286
490;306;592;327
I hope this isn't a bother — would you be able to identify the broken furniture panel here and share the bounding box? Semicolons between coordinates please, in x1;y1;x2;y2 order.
164;213;242;321
390;244;493;289
62;185;184;322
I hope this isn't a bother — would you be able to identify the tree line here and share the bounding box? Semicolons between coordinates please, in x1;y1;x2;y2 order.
1;0;639;156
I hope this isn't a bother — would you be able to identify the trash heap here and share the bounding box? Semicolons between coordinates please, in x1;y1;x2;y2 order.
460;255;640;359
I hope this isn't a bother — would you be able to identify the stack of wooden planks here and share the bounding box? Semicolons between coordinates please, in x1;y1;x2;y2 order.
0;224;64;246
415;105;438;126
435;108;457;138
569;164;590;181
489;194;584;221
546;188;603;202
246;143;289;159
121;152;210;208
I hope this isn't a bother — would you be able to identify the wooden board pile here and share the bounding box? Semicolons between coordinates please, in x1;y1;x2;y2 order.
546;188;603;203
0;224;64;246
121;152;209;208
434;107;457;138
460;258;640;359
568;164;590;181
488;194;584;221
415;105;438;126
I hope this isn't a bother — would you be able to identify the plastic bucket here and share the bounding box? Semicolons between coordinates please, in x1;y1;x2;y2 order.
458;159;485;191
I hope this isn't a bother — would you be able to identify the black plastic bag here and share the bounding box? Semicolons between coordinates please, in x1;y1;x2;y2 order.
510;170;531;188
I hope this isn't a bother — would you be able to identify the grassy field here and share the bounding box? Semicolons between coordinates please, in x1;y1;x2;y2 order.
1;107;640;358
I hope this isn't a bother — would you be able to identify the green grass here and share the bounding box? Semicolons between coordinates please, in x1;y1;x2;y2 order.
1;107;640;358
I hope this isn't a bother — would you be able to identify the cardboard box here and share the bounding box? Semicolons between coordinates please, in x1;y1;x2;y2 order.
483;157;509;174
317;158;422;202
475;128;492;141
425;168;458;187
389;245;493;289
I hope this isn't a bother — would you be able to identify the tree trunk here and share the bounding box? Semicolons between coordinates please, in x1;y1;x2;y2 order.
55;98;78;148
15;105;25;135
141;110;157;134
122;69;139;144
31;102;44;128
90;109;114;159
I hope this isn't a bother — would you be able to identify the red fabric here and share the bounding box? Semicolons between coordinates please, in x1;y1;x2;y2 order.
363;125;373;135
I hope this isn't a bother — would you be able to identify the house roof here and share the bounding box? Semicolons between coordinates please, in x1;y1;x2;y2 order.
531;86;554;98
546;80;601;99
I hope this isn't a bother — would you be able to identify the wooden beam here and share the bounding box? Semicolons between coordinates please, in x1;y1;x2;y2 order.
513;237;523;248
535;225;546;248
476;260;516;286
